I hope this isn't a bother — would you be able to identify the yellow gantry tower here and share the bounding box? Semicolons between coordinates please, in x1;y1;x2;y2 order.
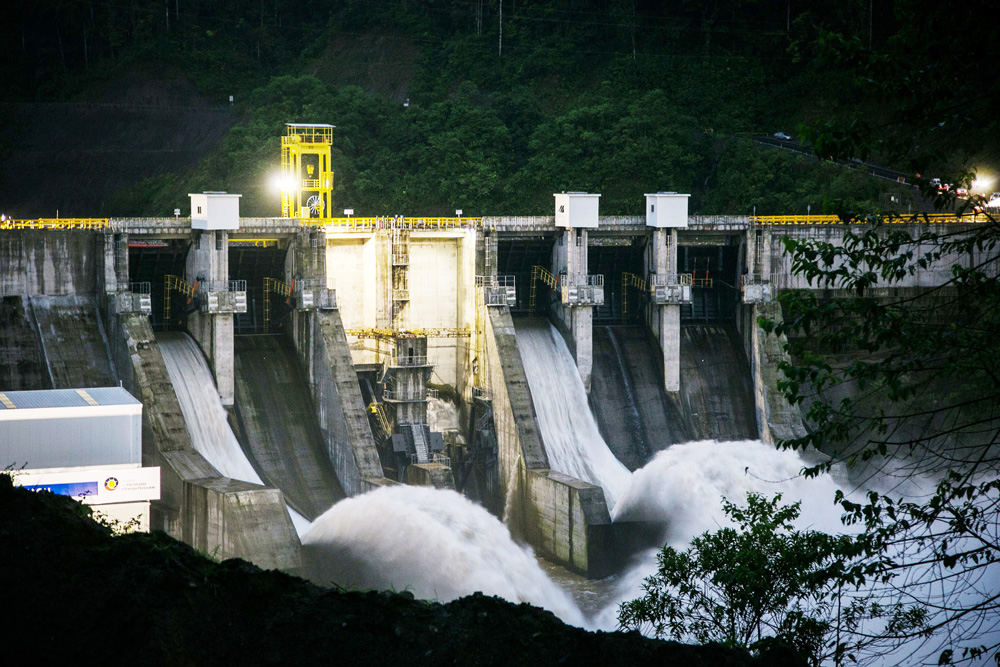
280;123;335;220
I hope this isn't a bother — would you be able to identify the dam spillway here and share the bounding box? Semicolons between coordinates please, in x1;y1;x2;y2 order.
0;209;989;580
515;318;631;510
232;334;345;520
158;332;263;485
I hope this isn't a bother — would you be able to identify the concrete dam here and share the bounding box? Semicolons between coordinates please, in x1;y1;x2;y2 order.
1;201;985;598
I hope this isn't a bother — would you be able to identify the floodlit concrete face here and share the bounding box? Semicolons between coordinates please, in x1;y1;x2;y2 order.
326;229;476;390
327;238;369;329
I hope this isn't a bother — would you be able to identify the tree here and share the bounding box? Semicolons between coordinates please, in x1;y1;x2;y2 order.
758;2;1000;662
761;209;1000;666
618;493;924;666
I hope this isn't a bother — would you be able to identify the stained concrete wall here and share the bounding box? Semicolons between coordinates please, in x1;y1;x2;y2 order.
306;308;389;496
741;301;808;446
484;305;612;577
104;308;300;571
0;230;99;296
28;295;117;388
405;462;455;488
768;223;987;290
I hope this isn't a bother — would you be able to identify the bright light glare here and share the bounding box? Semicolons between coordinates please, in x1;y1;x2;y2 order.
971;175;994;193
270;173;299;193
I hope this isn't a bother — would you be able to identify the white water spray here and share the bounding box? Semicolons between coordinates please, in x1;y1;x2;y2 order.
158;333;263;485
427;396;461;434
302;485;585;626
515;321;631;509
592;439;851;630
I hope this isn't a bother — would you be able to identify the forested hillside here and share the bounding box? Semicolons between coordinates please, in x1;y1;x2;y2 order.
0;1;991;217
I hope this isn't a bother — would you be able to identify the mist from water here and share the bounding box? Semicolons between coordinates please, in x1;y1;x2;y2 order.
592;438;851;630
302;485;584;626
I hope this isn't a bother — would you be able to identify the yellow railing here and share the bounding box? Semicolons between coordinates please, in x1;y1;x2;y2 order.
314;216;483;230
529;265;559;313
367;401;393;441
621;272;647;323
0;218;109;230
263;277;292;333
751;213;989;225
163;274;197;323
345;327;471;341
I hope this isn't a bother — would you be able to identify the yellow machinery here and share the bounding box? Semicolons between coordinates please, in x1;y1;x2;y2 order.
280;123;335;221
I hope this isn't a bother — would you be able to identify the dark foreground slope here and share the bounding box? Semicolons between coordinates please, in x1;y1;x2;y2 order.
0;475;802;667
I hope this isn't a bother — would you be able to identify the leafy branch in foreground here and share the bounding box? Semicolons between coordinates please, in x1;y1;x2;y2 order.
763;210;1000;665
618;493;924;666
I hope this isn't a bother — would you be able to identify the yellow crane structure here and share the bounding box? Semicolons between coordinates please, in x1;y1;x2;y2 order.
280;123;335;221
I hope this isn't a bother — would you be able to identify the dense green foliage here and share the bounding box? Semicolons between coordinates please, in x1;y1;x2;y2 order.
1;0;933;217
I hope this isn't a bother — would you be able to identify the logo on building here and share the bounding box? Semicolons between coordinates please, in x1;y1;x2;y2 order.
104;477;119;491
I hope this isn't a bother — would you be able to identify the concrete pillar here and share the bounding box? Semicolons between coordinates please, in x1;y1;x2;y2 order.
660;305;680;391
760;227;772;283
187;310;235;405
646;228;681;392
553;194;600;393
570;306;593;392
186;230;235;405
645;193;688;394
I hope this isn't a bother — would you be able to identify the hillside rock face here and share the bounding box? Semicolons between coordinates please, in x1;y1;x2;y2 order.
0;474;803;666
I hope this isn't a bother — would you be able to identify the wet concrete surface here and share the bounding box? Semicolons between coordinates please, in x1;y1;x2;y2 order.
231;334;344;520
590;324;758;470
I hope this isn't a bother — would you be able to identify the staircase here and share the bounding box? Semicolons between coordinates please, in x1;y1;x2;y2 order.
411;424;430;464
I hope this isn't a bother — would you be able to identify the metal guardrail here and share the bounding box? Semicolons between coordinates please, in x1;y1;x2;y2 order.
0;218;109;230
750;213;987;225
315;216;482;230
390;355;429;367
477;275;517;307
561;273;604;288
651;273;693;287
410;452;451;467
367;402;392;441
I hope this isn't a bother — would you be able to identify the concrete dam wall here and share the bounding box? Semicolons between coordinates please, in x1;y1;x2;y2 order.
3;214;986;582
231;334;345;521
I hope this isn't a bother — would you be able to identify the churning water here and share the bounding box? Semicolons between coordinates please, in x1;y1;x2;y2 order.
302;485;585;626
158;333;263;485
300;320;852;636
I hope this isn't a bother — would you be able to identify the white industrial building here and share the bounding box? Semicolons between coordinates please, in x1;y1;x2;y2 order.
0;387;159;530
